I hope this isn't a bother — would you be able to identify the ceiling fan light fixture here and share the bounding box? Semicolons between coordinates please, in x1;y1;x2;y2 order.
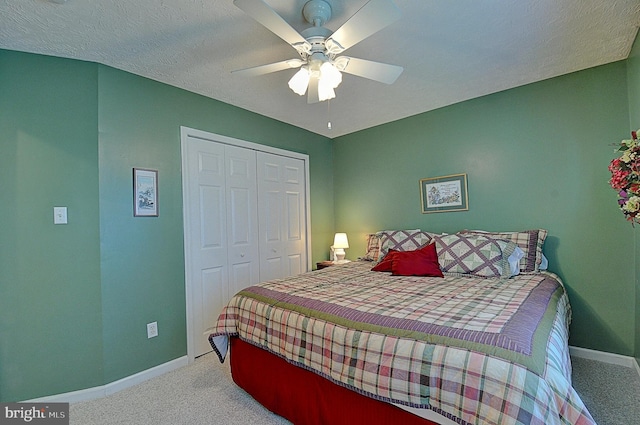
320;62;342;89
317;78;336;101
288;67;310;96
233;0;404;105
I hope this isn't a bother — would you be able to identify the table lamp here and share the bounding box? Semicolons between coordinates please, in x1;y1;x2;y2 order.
333;233;350;264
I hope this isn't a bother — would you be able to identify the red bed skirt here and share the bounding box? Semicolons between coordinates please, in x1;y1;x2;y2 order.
229;337;439;425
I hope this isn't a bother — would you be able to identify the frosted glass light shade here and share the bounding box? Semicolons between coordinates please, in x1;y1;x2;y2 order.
320;62;342;88
317;79;336;101
288;68;310;96
287;61;343;102
317;62;342;101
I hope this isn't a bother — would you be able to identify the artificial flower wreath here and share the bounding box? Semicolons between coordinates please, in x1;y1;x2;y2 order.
609;129;640;224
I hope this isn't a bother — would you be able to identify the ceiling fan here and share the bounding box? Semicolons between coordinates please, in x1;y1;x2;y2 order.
232;0;403;103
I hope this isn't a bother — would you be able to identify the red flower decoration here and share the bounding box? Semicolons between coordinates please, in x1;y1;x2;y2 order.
609;130;640;224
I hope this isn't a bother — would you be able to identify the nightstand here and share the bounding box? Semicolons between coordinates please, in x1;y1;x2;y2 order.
316;260;352;270
316;261;335;270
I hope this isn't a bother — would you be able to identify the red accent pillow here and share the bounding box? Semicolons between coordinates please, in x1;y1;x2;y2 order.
371;249;399;272
391;243;443;277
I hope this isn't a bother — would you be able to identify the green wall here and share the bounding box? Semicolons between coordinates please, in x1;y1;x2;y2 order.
0;51;104;401
627;33;640;368
334;61;636;356
96;66;334;383
2;35;639;401
0;49;334;402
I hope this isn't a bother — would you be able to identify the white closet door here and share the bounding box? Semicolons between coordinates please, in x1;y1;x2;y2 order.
182;126;310;361
257;152;307;281
225;145;260;297
184;137;229;357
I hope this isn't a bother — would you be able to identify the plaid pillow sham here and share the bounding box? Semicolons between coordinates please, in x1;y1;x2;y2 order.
363;233;382;262
459;229;547;273
433;234;517;278
363;229;537;278
363;230;435;262
377;229;433;261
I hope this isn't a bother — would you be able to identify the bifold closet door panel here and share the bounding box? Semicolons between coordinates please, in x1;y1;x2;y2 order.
183;127;310;358
183;137;230;357
224;145;260;297
257;151;307;282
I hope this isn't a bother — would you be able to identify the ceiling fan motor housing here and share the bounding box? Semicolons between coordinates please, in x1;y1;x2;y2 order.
303;0;332;27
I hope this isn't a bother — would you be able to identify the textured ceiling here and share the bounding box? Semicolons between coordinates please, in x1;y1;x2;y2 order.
1;0;639;138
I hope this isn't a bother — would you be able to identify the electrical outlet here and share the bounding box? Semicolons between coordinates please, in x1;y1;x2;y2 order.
147;321;158;338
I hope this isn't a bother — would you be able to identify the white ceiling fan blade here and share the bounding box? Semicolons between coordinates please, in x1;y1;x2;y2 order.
337;57;403;84
326;0;401;53
234;0;311;52
232;59;304;77
307;76;319;104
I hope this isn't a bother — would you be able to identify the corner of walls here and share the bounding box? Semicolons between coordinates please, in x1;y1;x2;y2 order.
626;28;640;366
0;48;333;401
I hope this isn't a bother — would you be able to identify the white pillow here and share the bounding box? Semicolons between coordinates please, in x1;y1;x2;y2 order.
508;246;525;276
539;253;548;270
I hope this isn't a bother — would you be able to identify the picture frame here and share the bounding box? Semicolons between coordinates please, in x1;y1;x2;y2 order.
133;168;158;217
419;173;468;213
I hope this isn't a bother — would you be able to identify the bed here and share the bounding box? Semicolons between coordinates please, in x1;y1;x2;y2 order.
209;229;596;425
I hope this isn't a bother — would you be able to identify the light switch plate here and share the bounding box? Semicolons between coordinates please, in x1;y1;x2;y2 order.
53;207;67;224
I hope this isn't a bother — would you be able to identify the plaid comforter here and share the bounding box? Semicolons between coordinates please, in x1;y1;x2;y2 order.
209;261;595;425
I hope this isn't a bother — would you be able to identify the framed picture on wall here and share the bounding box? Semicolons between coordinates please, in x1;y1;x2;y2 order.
133;168;158;217
420;173;468;213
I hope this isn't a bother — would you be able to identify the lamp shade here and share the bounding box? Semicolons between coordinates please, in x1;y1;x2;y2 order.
320;62;342;88
318;62;342;101
317;79;336;101
333;233;349;249
288;68;310;96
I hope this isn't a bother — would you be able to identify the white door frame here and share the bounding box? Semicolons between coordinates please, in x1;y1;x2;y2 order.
180;126;311;362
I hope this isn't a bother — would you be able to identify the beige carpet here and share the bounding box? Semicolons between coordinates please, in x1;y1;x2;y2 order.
70;353;640;425
571;356;640;425
70;354;291;425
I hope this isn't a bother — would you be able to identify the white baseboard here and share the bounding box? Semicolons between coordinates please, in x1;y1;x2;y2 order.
24;356;189;404
569;345;640;378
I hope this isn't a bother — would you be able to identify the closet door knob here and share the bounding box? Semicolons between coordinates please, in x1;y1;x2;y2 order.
240;253;245;257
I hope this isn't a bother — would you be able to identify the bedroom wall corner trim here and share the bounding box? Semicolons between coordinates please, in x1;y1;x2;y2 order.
569;346;640;378
23;356;188;404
